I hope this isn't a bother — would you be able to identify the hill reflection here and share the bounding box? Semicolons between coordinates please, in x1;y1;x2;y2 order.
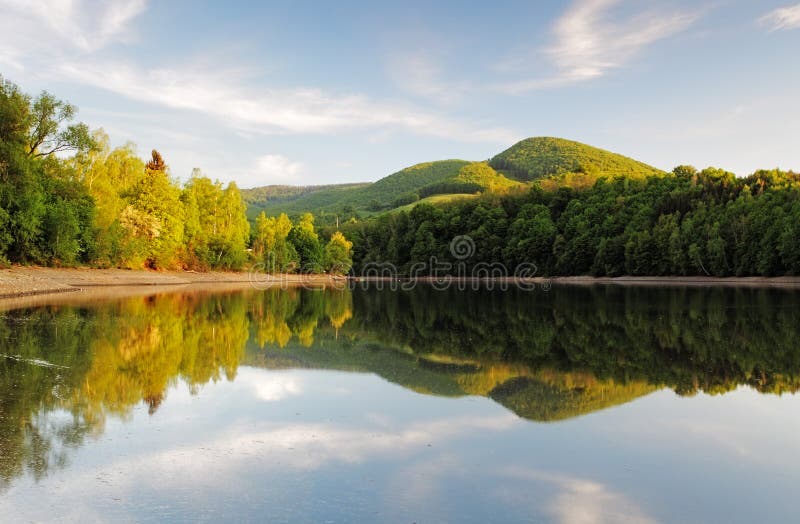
2;284;800;489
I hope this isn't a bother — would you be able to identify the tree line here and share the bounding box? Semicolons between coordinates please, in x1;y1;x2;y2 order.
0;77;352;272
346;166;800;277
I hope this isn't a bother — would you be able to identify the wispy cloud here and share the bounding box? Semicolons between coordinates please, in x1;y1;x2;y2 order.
497;0;702;93
388;52;468;105
55;61;517;143
0;0;515;146
0;0;147;53
56;413;520;486
760;3;800;31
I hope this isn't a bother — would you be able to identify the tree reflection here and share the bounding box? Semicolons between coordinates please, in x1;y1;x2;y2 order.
2;284;800;489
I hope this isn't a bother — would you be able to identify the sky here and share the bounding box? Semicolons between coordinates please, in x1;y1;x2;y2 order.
1;0;799;188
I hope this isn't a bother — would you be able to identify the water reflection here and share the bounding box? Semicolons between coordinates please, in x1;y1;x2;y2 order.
1;284;800;507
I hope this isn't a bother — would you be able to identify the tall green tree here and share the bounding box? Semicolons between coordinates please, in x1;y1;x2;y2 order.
70;131;145;266
288;212;324;273
252;212;298;272
0;77;95;265
123;150;185;269
324;231;353;274
182;173;249;269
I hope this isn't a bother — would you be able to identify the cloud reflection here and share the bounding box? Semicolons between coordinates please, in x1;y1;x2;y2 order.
236;368;304;402
499;466;657;524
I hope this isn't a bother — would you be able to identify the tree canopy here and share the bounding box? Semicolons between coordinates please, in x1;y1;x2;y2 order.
346;166;800;277
0;77;358;272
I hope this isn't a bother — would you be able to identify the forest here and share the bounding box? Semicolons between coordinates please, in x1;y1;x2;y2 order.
346;166;800;277
0;77;353;272
5;76;800;278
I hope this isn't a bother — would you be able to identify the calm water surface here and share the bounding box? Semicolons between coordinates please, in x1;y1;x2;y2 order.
1;284;799;523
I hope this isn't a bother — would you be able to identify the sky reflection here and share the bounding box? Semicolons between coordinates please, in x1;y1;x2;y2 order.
2;286;800;523
2;366;800;523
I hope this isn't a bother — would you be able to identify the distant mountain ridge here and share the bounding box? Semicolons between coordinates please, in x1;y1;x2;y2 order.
241;137;664;219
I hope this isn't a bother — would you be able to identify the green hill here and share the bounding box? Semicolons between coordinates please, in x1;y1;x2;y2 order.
489;376;657;422
243;337;657;420
242;137;664;219
390;193;479;214
242;159;521;218
489;137;664;181
242;183;369;220
365;159;472;200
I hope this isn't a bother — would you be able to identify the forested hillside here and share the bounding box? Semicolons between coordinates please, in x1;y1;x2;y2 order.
346;166;800;277
242;137;663;220
241;159;525;219
489;137;664;181
242;183;368;221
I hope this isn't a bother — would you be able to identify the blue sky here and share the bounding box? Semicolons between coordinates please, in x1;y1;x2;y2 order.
1;0;799;187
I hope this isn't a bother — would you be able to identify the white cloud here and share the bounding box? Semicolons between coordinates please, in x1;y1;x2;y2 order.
547;476;656;524
0;0;147;53
145;414;516;475
254;154;305;182
54;61;516;143
499;467;657;524
0;412;521;520
243;370;304;401
200;154;305;188
69;414;519;484
497;0;701;92
0;0;515;147
760;3;800;31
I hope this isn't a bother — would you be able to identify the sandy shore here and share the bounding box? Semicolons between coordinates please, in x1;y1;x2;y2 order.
0;267;344;309
3;267;800;309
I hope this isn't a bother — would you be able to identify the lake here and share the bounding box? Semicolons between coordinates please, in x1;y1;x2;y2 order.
1;283;799;523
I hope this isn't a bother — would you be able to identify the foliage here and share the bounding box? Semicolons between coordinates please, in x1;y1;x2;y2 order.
242;160;475;217
182;174;250;269
123;150;186;268
70;132;145;266
0;78;256;270
242;139;663;220
252;212;299;272
242;183;369;220
489;137;664;181
26;90;95;158
324;231;353;273
5;77;800;279
288;212;324;272
348;167;800;277
454;162;521;192
0;77;95;265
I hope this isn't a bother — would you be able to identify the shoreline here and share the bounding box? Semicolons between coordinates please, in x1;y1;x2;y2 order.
541;275;800;288
351;275;800;288
0;267;344;309
3;267;800;308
